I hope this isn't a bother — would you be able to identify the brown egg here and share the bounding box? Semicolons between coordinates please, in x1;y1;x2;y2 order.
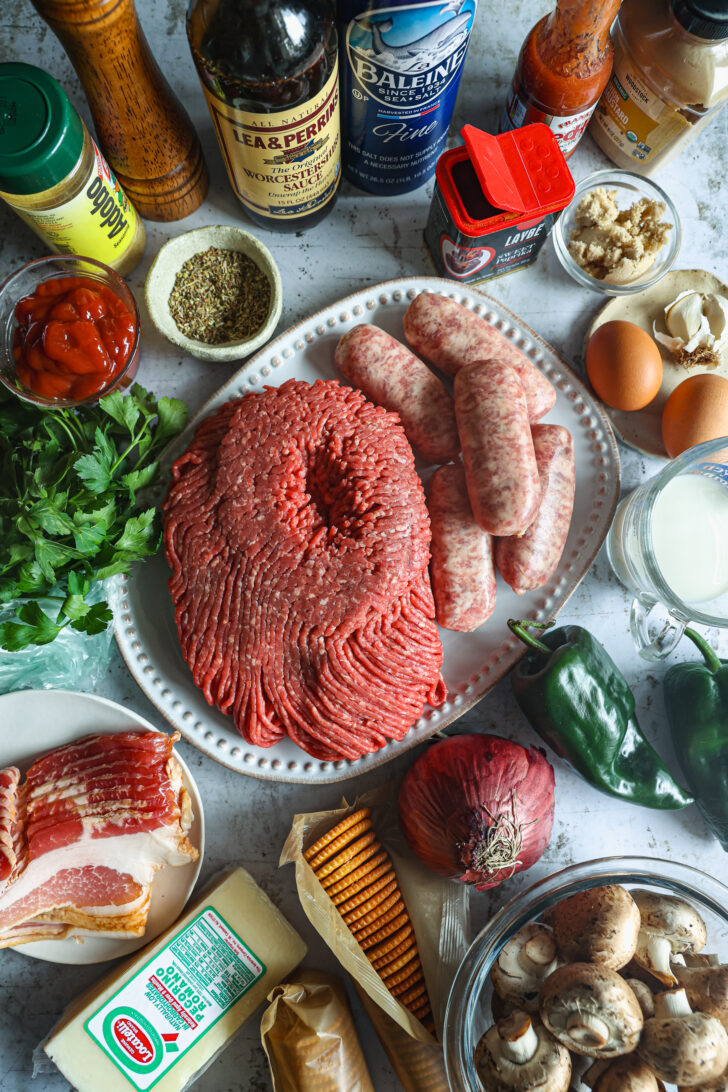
661;373;728;457
586;321;663;411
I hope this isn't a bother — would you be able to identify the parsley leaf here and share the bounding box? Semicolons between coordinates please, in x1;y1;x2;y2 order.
0;384;188;650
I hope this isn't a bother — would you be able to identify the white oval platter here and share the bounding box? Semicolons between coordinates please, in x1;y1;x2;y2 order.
113;277;620;784
0;689;205;964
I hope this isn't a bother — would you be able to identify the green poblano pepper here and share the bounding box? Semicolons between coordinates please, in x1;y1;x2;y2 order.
665;628;728;850
508;620;693;811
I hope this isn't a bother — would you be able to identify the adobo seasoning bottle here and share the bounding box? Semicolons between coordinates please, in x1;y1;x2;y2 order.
0;63;145;276
187;0;340;232
590;0;728;175
501;0;622;159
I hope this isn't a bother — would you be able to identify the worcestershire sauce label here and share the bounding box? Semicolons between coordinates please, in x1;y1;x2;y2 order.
339;0;477;193
201;64;340;220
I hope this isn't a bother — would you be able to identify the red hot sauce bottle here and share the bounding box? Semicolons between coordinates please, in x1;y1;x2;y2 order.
501;0;622;159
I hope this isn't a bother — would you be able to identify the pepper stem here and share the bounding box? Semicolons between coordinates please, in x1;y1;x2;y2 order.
508;618;556;655
683;627;722;674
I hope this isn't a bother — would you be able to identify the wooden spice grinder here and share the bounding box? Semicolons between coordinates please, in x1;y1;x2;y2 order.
30;0;209;221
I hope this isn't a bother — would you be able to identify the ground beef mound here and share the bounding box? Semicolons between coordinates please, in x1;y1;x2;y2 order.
163;378;446;761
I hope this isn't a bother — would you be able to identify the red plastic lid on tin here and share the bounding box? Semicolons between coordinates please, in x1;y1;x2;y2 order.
462;122;574;215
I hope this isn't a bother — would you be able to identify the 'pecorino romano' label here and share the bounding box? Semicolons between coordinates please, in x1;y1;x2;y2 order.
84;906;265;1091
200;63;340;220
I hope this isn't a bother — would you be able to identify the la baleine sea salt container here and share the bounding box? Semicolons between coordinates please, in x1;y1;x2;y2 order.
425;122;574;283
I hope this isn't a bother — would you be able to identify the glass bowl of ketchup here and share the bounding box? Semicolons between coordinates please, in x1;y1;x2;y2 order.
0;254;140;407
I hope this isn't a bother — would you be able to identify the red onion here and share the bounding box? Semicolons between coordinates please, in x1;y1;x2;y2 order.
398;735;555;891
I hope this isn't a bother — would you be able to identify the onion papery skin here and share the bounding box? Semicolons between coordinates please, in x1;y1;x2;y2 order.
398;735;555;891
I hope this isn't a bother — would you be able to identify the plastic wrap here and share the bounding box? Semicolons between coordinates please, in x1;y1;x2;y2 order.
261;970;375;1092
280;781;471;1044
0;582;115;694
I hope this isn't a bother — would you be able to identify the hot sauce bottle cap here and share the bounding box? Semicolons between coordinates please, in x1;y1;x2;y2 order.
0;62;84;195
462;123;574;217
672;0;728;39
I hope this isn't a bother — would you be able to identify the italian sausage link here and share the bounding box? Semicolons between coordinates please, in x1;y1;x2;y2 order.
428;464;496;632
495;424;575;595
454;360;541;537
334;324;460;465
403;292;556;422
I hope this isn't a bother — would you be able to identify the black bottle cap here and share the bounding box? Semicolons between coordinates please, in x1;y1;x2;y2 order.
672;0;728;38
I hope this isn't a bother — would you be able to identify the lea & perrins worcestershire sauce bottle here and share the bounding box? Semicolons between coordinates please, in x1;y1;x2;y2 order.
187;0;340;232
338;0;478;194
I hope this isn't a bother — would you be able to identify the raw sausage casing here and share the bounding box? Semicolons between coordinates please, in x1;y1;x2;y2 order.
403;292;556;423
334;324;460;464
428;464;497;632
454;360;541;538
495;424;575;595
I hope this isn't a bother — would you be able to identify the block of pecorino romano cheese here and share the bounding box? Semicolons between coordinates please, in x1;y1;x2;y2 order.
43;869;307;1091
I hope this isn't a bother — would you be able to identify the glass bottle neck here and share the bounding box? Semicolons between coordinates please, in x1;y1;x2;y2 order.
541;0;622;66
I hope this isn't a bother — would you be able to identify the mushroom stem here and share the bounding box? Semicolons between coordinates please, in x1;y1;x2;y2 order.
583;1059;610;1088
566;1012;610;1048
654;988;692;1018
648;935;678;983
519;932;558;975
496;1012;540;1064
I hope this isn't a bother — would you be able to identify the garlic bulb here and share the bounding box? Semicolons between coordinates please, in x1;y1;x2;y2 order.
653;291;728;363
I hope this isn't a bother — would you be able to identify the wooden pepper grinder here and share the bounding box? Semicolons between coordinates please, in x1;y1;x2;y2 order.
31;0;209;221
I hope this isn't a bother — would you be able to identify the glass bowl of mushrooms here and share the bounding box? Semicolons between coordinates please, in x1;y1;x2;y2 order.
443;856;728;1092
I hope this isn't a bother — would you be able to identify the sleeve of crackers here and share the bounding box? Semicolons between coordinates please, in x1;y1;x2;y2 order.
261;970;375;1092
279;782;470;1045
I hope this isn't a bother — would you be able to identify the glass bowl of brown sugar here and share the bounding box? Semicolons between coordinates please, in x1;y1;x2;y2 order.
144;225;282;362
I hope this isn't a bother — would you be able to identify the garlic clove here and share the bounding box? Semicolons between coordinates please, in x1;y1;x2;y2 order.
703;294;728;342
683;313;714;353
653;327;685;354
665;291;704;342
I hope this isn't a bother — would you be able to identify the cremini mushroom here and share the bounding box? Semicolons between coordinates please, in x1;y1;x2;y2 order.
539;963;643;1057
584;1055;665;1091
475;1011;571;1092
626;977;656;1018
544;885;640;970
637;987;728;1086
491;923;561;1013
679;1074;728;1092
674;961;728;1032
684;953;721;969
631;890;708;986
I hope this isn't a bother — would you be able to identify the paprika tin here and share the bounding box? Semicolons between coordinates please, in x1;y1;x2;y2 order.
425;122;574;284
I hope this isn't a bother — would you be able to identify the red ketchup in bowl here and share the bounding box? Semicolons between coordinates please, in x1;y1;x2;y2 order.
12;275;136;401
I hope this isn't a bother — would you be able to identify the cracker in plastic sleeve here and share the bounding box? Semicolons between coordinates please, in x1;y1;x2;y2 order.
261;970;374;1092
354;981;449;1092
280;781;470;1044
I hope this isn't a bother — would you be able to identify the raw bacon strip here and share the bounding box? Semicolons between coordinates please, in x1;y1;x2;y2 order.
0;767;21;885
0;731;198;948
164;379;446;761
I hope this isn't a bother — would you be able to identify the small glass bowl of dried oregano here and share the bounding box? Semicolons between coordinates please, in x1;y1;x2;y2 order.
145;225;282;361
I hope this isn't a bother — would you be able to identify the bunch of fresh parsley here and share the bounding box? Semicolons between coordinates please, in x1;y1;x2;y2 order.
0;383;188;651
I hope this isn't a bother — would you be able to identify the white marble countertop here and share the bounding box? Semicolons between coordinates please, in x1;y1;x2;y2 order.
2;1;728;1089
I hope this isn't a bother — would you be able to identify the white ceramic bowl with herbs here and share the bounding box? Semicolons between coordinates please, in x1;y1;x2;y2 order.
144;224;282;362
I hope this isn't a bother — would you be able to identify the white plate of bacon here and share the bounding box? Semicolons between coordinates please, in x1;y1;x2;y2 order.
0;690;204;963
114;277;621;784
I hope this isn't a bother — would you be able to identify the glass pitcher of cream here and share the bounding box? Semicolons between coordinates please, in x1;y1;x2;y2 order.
606;437;728;660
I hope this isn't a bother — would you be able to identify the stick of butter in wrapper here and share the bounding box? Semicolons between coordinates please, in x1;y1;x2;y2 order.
261;969;374;1092
39;869;307;1092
